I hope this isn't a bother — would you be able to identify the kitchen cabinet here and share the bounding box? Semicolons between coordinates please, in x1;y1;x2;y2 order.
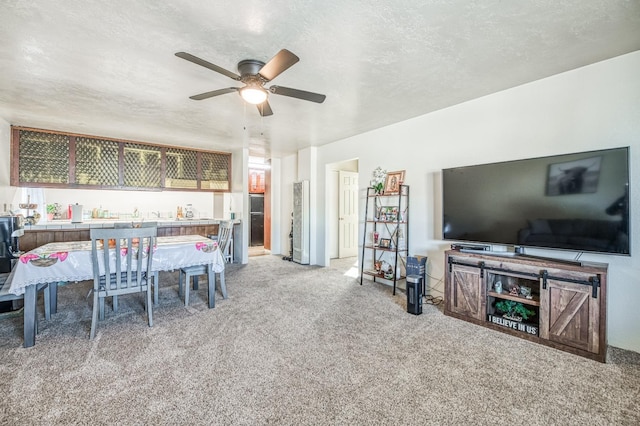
11;126;231;192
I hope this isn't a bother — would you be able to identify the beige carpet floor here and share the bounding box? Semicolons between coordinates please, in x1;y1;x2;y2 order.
0;255;638;425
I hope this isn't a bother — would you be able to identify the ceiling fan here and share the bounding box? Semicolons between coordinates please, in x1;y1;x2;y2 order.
175;49;326;117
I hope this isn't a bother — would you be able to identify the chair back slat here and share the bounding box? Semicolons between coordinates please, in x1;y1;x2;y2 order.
217;221;234;263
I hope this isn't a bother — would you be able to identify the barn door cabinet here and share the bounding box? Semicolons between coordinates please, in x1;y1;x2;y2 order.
444;250;607;362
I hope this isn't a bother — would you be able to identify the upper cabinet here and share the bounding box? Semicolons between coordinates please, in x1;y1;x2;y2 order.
11;127;231;192
17;130;71;184
165;148;198;190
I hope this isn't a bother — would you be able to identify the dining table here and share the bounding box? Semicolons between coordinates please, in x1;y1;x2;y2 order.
7;234;226;347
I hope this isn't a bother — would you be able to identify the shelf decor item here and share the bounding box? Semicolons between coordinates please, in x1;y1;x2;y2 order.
371;166;387;194
379;238;391;249
495;300;535;322
384;170;405;195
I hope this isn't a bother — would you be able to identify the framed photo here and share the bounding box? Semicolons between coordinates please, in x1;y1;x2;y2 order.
379;238;391;249
546;156;601;196
378;206;398;222
384;170;405;194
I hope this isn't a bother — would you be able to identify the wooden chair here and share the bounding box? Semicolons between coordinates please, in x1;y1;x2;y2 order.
113;221;160;305
178;221;232;306
89;226;157;339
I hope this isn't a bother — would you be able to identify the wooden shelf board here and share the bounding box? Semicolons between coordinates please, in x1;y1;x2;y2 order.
487;291;540;306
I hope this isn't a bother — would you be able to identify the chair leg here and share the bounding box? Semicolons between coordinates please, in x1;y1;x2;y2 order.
99;296;105;321
217;269;228;299
113;295;118;313
153;272;159;305
90;291;100;339
146;286;153;327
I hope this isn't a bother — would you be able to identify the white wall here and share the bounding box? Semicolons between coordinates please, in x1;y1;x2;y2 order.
311;51;640;353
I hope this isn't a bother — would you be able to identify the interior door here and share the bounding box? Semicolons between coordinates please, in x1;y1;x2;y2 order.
338;171;358;258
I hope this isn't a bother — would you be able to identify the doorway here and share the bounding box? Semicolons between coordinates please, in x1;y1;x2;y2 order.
248;162;270;257
249;194;264;246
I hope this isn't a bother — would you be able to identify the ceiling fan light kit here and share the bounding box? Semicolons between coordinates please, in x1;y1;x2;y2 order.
240;86;268;104
176;49;326;116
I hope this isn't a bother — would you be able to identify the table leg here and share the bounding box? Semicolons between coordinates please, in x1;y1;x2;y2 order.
23;285;37;348
206;264;215;309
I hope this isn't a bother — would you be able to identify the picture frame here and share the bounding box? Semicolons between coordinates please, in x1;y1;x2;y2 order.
384;170;405;194
546;156;601;196
379;238;391;249
377;206;398;222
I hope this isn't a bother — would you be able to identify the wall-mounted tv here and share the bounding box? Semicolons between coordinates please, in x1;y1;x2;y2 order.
442;147;630;255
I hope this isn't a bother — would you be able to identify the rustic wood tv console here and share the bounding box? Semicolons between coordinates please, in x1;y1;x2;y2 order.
444;250;607;362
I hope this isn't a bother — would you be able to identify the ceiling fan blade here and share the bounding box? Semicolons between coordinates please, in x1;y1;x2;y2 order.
258;49;299;81
257;101;274;117
189;87;238;100
175;52;240;80
269;85;326;103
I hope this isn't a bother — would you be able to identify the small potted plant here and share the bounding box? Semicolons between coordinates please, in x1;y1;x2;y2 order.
46;204;56;221
371;166;387;195
495;300;535;322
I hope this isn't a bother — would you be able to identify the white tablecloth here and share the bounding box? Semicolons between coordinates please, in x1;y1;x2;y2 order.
9;235;225;295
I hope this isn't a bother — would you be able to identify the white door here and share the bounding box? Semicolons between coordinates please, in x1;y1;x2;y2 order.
338;171;358;258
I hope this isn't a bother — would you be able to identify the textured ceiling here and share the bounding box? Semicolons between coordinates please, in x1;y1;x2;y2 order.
1;1;639;159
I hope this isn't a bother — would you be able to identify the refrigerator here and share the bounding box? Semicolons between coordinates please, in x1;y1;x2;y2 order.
249;194;264;247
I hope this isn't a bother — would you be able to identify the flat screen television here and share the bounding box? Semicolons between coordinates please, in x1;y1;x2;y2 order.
442;147;630;255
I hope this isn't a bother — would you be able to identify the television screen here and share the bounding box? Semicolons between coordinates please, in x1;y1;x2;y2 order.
442;147;630;255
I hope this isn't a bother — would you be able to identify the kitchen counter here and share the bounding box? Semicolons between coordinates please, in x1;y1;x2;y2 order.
20;219;243;262
24;218;237;230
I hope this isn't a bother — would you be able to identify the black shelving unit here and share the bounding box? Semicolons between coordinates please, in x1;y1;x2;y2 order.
360;184;409;295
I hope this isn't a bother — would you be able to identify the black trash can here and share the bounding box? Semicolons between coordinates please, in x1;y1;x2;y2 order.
406;275;423;315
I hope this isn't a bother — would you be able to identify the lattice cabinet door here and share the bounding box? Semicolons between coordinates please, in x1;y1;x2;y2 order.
17;130;70;185
75;137;120;186
165;148;198;189
200;151;231;191
122;143;162;188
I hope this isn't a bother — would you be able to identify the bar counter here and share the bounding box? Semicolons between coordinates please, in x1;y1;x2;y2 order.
20;219;242;259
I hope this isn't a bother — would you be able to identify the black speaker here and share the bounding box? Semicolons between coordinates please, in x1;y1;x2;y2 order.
406;275;423;315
